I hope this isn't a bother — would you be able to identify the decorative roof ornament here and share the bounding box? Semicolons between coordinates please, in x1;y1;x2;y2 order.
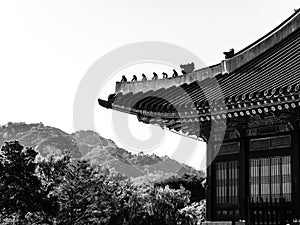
180;62;195;74
223;48;235;59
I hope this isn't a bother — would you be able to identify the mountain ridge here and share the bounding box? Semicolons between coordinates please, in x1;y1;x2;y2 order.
0;122;204;179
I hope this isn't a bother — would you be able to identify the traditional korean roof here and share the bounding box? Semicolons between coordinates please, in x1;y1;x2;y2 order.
98;10;300;140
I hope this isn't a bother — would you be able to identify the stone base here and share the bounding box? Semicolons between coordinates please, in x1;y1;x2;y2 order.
203;222;232;225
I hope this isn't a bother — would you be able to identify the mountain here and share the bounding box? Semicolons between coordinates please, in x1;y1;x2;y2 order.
0;122;204;179
0;122;82;158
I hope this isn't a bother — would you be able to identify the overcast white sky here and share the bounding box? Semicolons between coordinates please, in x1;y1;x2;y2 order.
0;1;299;170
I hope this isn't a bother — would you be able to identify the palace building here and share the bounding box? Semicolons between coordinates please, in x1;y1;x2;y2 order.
99;10;300;224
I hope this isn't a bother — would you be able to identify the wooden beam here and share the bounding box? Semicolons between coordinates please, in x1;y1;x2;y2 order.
206;143;213;221
239;136;249;221
291;128;300;218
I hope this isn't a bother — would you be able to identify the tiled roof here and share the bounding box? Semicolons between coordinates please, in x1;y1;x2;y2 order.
98;10;300;137
103;27;300;117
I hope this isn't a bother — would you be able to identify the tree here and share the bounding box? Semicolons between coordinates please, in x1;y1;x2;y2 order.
54;160;120;225
155;174;206;203
0;141;57;224
178;200;206;225
0;141;203;225
110;184;190;225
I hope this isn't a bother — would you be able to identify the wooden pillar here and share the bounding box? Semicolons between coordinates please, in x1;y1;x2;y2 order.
239;136;249;220
206;143;213;221
292;129;300;219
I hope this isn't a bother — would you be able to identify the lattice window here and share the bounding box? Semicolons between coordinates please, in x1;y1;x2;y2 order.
250;135;291;151
270;136;291;148
216;161;239;204
250;139;269;150
250;156;291;202
214;142;240;155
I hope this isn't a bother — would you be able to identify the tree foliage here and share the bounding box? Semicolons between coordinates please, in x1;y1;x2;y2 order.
178;200;206;225
0;141;206;225
155;174;206;203
0;141;58;224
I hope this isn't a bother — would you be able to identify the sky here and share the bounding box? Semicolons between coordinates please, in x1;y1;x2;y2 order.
0;0;299;170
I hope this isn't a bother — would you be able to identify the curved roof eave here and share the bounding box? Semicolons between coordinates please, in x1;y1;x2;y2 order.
222;9;300;75
115;10;300;95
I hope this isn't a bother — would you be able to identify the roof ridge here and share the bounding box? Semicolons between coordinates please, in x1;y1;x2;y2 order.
234;9;300;56
222;9;300;74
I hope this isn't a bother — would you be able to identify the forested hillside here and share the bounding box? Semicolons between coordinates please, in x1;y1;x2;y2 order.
0;122;205;179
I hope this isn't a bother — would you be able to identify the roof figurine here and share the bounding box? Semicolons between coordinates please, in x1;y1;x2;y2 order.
121;75;127;82
172;69;178;77
152;72;158;80
180;62;194;73
223;48;235;59
181;70;187;75
162;72;168;78
141;73;147;81
131;75;137;82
